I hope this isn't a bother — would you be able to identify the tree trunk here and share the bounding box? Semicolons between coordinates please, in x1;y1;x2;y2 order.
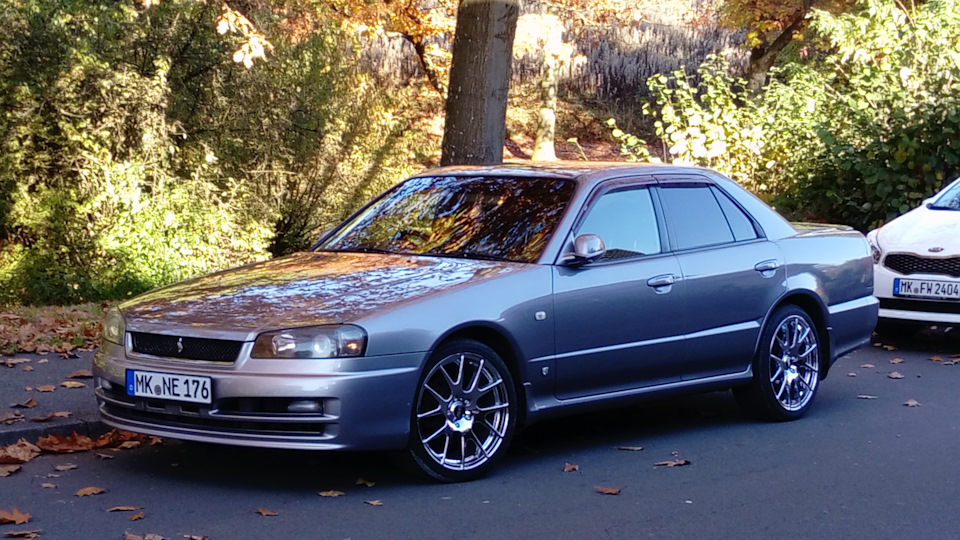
441;0;520;166
531;18;562;162
744;3;814;95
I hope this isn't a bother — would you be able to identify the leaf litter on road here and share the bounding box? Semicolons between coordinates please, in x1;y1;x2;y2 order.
0;508;31;525
857;395;878;400
595;486;621;495
888;372;905;379
75;486;106;497
256;508;278;516
0;465;21;477
318;490;345;498
563;462;580;472
904;399;921;407
3;530;42;539
616;445;644;451
655;459;691;467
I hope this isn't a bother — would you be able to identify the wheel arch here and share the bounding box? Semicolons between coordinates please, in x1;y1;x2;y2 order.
429;323;529;427
765;292;833;379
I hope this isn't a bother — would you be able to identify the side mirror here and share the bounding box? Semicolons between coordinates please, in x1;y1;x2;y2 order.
564;234;606;266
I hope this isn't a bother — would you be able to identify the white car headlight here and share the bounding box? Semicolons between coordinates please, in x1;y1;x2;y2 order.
252;325;367;359
866;229;882;264
102;307;126;346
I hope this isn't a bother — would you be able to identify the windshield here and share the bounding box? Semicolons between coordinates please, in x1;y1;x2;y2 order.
318;175;577;263
930;180;960;210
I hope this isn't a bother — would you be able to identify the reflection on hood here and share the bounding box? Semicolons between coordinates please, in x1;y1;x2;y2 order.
120;252;524;334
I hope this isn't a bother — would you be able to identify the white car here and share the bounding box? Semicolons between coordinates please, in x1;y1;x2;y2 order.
867;177;960;336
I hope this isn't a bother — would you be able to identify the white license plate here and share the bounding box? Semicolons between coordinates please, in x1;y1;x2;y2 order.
126;370;212;404
893;278;960;300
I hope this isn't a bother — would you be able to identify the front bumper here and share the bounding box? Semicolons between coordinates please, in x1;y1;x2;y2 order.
93;340;424;451
874;264;960;325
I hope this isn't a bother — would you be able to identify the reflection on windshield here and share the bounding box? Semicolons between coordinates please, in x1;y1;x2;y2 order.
319;175;576;263
931;181;960;210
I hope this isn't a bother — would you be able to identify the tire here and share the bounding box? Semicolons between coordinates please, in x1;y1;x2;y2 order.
735;305;821;421
407;339;517;482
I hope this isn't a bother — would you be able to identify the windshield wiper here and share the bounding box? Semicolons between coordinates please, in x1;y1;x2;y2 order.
428;250;509;262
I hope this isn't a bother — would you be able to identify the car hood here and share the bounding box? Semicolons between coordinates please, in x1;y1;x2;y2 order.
877;206;960;256
120;251;528;339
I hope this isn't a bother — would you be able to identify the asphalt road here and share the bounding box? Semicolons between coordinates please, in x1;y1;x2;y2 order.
3;330;959;540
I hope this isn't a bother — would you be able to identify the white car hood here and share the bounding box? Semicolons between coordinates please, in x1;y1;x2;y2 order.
878;206;960;256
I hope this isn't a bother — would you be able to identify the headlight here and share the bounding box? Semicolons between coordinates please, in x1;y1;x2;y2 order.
252;325;367;359
866;229;882;264
102;307;126;346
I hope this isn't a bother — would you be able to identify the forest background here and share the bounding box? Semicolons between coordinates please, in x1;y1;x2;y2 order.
2;0;960;316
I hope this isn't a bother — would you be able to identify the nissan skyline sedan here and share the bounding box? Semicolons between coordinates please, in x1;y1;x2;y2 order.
867;177;960;337
94;162;878;482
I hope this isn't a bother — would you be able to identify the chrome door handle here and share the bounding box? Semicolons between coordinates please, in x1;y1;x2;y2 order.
754;260;779;273
647;274;677;288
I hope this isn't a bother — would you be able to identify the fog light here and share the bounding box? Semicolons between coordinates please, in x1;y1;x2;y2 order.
287;400;322;413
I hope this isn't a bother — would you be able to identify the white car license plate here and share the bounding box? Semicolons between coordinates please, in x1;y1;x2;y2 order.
893;278;960;301
126;370;212;404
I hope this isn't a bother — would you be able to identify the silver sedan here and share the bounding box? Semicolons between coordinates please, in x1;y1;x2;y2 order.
94;163;878;481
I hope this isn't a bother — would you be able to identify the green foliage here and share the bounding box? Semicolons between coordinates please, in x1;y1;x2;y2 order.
0;0;428;305
614;0;960;230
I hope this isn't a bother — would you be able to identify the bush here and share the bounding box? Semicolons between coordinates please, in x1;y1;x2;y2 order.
615;0;960;230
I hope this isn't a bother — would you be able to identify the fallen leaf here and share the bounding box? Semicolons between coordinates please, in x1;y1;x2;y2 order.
40;483;55;489
67;369;93;379
0;412;24;425
365;500;384;506
95;453;115;460
129;512;145;521
890;358;904;364
23;388;32;392
256;508;278;516
904;399;921;407
857;395;878;399
3;530;42;539
0;508;31;525
37;359;47;364
118;441;141;450
616;446;644;451
563;463;580;472
847;372;856;377
2;358;30;368
35;385;55;393
655;459;691;467
75;486;106;497
882;344;898;351
888;372;905;379
595;486;621;495
355;477;376;487
121;534;165;540
0;465;21;477
183;536;209;540
10;398;37;409
107;506;142;512
930;355;944;362
54;463;77;471
22;366;33;372
37;432;96;453
60;381;86;389
318;490;345;498
30;411;71;422
0;440;41;464
860;363;875;368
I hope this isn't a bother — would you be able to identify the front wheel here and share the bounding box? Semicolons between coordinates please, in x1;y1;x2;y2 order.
407;339;517;482
735;305;822;421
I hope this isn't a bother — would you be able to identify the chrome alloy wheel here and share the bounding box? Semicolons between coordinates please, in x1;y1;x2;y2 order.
767;313;820;412
414;350;512;474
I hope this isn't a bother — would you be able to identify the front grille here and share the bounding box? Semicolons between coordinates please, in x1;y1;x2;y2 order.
130;332;242;363
884;253;960;278
879;298;960;314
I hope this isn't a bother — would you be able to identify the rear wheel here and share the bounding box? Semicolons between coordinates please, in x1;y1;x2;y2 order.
407;339;516;482
735;305;821;421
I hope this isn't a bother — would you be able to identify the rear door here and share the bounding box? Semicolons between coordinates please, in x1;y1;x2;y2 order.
655;177;786;379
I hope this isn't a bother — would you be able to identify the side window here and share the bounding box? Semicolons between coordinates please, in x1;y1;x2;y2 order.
577;187;661;260
658;185;735;250
712;186;759;241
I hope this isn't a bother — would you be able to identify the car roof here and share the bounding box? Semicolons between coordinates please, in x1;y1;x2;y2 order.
410;161;721;188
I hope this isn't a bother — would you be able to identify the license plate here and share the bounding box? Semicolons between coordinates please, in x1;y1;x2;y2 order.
126;370;212;404
893;278;960;301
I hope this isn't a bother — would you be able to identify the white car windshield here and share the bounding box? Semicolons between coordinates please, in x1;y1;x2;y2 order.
930;180;960;210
